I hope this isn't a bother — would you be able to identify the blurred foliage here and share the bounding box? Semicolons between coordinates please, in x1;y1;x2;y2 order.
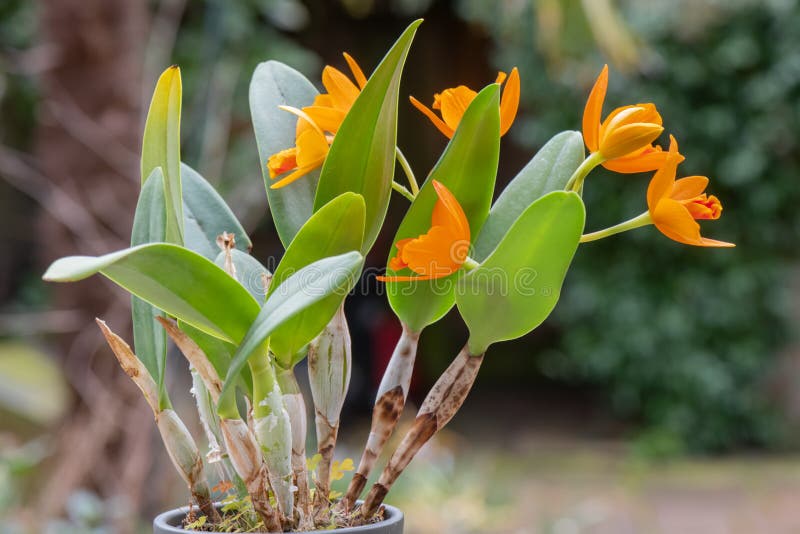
457;0;800;452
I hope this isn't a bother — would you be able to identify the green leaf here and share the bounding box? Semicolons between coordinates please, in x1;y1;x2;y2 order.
314;19;422;254
250;61;320;247
268;193;365;365
456;192;585;354
131;170;169;407
214;249;271;304
473;131;584;261
43;244;260;344
183;163;251;260
142;66;183;244
219;252;363;408
385;84;501;332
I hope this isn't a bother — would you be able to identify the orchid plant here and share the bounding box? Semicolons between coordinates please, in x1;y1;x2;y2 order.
42;20;733;533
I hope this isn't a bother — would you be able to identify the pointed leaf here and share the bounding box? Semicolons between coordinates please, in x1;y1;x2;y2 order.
131;170;169;407
456;192;585;354
142;66;183;244
473;131;584;260
183;163;251;260
220;252;363;406
386;85;501;331
268;193;365;365
314;20;422;254
43;244;260;344
250;61;320;247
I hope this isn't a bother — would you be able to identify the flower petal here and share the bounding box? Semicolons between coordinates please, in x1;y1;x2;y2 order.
438;86;478;133
295;129;329;167
600;122;664;160
343;52;367;90
652;198;703;245
270;163;321;189
302;105;347;134
671;175;709;201
646;137;681;211
582;64;608;153
321;66;360;111
409;95;455;138
431;180;470;240
499;67;520;136
602;145;676;174
403;225;463;276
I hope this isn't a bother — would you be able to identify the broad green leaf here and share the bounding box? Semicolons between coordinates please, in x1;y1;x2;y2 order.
456;192;585;354
142;66;183;244
183;163;251;260
386;85;501;332
214;249;271;304
220;252;364;407
131;169;169;408
314;19;422;254
250;61;320;247
268;193;365;365
43;244;260;344
473;131;584;261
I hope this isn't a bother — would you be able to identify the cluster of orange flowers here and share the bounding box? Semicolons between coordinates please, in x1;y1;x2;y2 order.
268;58;733;283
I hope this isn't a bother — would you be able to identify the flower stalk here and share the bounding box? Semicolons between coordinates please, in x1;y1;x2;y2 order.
361;344;484;518
580;211;652;243
341;323;420;512
565;151;605;192
395;147;419;195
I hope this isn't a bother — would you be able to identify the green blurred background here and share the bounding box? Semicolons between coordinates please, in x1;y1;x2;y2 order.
2;0;800;532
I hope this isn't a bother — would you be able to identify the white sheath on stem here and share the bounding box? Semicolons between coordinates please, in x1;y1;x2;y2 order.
307;305;351;515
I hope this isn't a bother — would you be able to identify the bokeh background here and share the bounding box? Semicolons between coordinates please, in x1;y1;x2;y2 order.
2;0;800;532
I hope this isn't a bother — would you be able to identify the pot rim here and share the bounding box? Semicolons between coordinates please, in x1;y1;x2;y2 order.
153;502;404;533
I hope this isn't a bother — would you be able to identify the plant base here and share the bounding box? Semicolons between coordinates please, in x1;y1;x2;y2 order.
153;503;404;534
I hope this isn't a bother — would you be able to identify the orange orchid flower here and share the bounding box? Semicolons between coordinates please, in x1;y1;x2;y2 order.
302;52;367;135
267;115;330;189
583;65;680;173
647;136;734;248
378;180;471;282
409;68;520;138
268;53;366;188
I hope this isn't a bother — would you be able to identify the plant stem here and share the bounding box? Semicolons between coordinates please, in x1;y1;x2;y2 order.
341;323;421;512
395;146;419;195
392;180;415;202
308;305;351;520
157;317;281;531
565;151;604;192
462;256;480;271
276;365;313;530
251;351;294;524
96;319;222;524
361;344;485;518
580;211;652;243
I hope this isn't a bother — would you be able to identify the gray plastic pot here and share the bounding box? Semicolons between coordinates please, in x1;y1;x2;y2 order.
153;504;404;534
